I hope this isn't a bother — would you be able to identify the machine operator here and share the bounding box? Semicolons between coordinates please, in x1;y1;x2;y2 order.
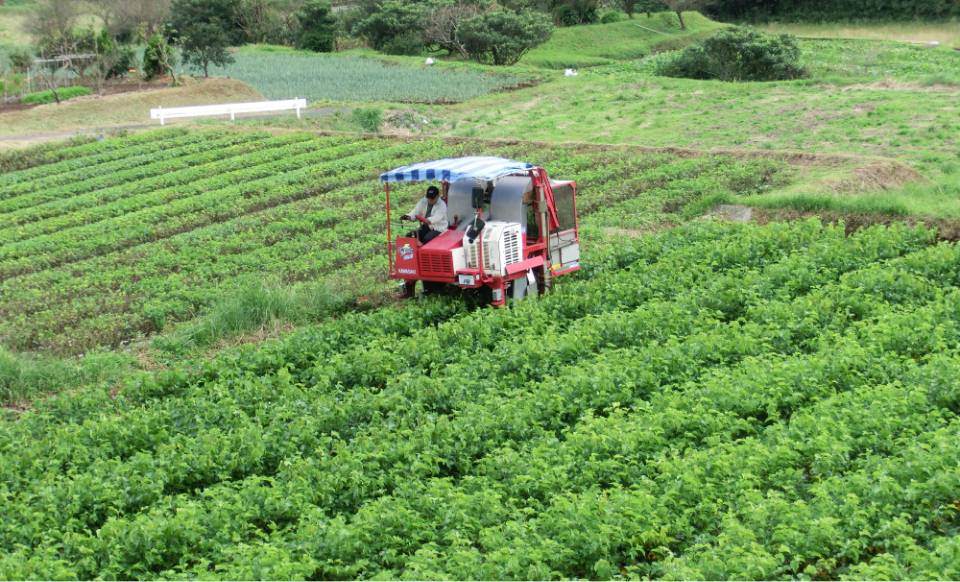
401;185;448;244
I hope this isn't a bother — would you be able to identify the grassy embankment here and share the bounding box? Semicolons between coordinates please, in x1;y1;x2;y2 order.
521;10;726;68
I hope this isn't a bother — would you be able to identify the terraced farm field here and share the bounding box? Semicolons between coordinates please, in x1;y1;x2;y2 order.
2;219;960;579
0;128;789;354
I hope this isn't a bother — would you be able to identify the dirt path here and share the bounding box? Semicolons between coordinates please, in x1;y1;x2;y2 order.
0;107;346;149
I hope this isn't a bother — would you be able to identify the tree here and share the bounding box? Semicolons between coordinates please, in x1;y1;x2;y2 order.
663;0;711;28
180;22;235;77
170;0;243;45
551;0;599;25
81;29;127;95
27;0;80;56
622;0;668;18
237;0;301;45
423;2;481;57
353;0;428;54
90;0;172;42
460;9;553;66
297;0;337;52
169;0;237;77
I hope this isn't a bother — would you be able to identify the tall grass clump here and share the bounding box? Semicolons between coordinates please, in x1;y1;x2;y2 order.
352;107;383;132
159;278;352;353
0;347;133;404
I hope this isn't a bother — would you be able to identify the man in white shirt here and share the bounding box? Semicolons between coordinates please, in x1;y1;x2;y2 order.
402;185;448;244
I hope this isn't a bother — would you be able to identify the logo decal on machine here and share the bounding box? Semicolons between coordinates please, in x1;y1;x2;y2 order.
398;268;416;275
399;244;414;261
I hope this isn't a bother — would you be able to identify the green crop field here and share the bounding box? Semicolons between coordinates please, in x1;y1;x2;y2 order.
3;7;960;580
201;48;531;103
0;128;799;357
3;217;960;579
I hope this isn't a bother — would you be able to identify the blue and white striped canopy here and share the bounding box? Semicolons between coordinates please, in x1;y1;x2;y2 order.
380;156;536;183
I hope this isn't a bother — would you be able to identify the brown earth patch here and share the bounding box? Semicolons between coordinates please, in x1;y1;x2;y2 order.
752;208;960;242
1;401;31;415
828;160;926;193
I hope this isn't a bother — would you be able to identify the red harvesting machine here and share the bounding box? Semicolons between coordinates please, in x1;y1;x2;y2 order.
381;156;581;305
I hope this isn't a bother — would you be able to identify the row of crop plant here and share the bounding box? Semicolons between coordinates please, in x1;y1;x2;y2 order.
1;220;958;579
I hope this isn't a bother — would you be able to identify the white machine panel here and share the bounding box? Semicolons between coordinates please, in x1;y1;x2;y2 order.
463;221;522;276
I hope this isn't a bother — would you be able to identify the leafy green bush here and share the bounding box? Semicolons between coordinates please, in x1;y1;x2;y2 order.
352;107;383;132
461;10;554;66
21;86;92;105
657;27;806;81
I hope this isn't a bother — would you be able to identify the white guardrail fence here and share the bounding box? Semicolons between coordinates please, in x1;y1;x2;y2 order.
150;98;307;125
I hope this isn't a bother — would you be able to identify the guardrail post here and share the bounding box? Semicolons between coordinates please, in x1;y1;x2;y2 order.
158;106;164;126
229;107;235;122
296;99;302;120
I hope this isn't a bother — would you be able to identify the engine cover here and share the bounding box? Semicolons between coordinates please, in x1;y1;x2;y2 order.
464;221;522;276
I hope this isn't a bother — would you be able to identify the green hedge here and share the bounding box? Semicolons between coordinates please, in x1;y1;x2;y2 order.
707;0;960;21
21;86;92;105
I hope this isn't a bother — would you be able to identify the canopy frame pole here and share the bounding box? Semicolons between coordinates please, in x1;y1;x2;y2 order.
385;182;393;275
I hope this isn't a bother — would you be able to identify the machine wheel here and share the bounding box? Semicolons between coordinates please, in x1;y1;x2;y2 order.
463;285;493;308
534;266;547;296
422;281;446;295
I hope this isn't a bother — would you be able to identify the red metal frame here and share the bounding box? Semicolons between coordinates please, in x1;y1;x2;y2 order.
384;165;580;303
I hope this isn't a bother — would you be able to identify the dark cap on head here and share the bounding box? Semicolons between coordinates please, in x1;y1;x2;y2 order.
426;186;440;199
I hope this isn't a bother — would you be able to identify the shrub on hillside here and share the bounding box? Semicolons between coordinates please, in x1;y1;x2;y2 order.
460;10;554;66
657;27;806;81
